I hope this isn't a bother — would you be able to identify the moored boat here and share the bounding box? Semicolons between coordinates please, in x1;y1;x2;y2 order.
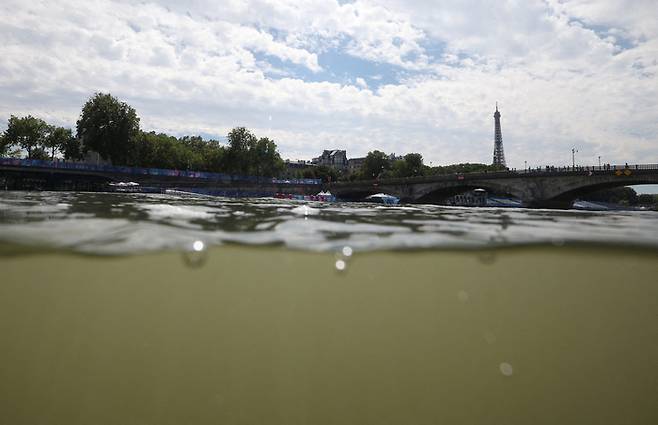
365;193;400;205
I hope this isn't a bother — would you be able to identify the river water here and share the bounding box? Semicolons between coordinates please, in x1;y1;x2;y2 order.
1;191;657;425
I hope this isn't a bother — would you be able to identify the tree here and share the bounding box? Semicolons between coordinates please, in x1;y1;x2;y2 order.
253;137;284;178
314;165;339;183
3;115;49;158
389;153;425;178
62;135;84;161
582;186;638;205
403;153;424;176
133;131;182;169
30;147;50;161
226;127;257;175
76;93;140;165
361;150;390;179
427;163;499;175
637;194;658;206
201;140;226;173
178;135;207;170
44;126;75;160
0;134;9;157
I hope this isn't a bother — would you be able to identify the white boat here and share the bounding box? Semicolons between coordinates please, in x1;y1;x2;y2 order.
108;181;141;193
365;193;400;205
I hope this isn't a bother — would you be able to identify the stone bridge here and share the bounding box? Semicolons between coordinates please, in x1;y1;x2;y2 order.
328;165;658;208
2;159;658;208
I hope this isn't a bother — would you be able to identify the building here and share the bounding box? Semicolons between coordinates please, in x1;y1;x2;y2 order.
492;103;506;167
347;153;403;174
312;150;348;170
311;150;405;174
285;159;315;170
82;150;111;166
347;157;366;174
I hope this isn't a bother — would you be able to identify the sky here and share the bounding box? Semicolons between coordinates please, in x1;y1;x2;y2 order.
1;0;657;178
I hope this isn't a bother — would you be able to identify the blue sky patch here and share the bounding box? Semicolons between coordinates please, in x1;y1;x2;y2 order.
254;47;423;90
569;19;637;51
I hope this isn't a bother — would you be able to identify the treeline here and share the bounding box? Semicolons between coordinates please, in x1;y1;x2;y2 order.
1;91;504;182
0;116;78;161
1;93;284;177
582;186;658;207
132;128;283;177
284;151;502;183
342;150;503;181
285;165;340;183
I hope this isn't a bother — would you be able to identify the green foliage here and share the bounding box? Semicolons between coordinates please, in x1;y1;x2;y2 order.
202;140;226;172
44;127;76;160
310;165;339;183
131;133;216;172
220;128;285;177
76;93;140;165
361;150;390;179
30;147;50;161
403;153;424;174
637;194;658;205
388;153;425;178
226;127;257;175
349;151;426;180
2;108;285;177
582;186;638;205
178;136;206;170
2;116;78;160
0;134;8;156
128;128;285;177
282;165;338;183
3;115;49;158
62;133;84;161
253;137;284;177
133;132;184;169
427;163;502;175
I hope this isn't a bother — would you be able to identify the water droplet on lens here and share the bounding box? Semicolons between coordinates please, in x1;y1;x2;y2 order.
335;259;346;272
192;240;205;252
552;238;565;246
342;246;353;257
499;362;514;376
183;240;208;268
484;331;497;344
458;290;469;302
477;250;497;265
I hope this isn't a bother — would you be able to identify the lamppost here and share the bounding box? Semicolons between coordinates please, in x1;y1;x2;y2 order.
524;160;527;172
572;148;578;169
598;156;601;169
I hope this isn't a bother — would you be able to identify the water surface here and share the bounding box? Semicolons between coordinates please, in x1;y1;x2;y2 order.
1;191;656;254
1;191;657;425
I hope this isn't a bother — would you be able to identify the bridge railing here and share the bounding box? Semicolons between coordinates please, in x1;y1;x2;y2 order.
515;163;658;174
0;157;322;185
333;163;658;186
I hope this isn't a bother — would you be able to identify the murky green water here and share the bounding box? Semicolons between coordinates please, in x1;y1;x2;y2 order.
1;192;657;424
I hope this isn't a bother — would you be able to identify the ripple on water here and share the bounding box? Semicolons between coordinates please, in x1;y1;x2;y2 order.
0;192;657;255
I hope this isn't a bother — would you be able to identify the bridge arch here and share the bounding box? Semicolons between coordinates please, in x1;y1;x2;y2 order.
330;168;658;207
536;176;658;208
412;180;525;204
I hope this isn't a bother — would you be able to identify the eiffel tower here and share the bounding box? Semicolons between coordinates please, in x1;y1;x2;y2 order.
492;103;506;167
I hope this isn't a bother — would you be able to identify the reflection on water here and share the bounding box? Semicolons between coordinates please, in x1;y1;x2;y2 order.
0;191;657;254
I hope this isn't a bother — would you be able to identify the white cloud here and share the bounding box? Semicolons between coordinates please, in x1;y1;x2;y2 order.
0;0;656;169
